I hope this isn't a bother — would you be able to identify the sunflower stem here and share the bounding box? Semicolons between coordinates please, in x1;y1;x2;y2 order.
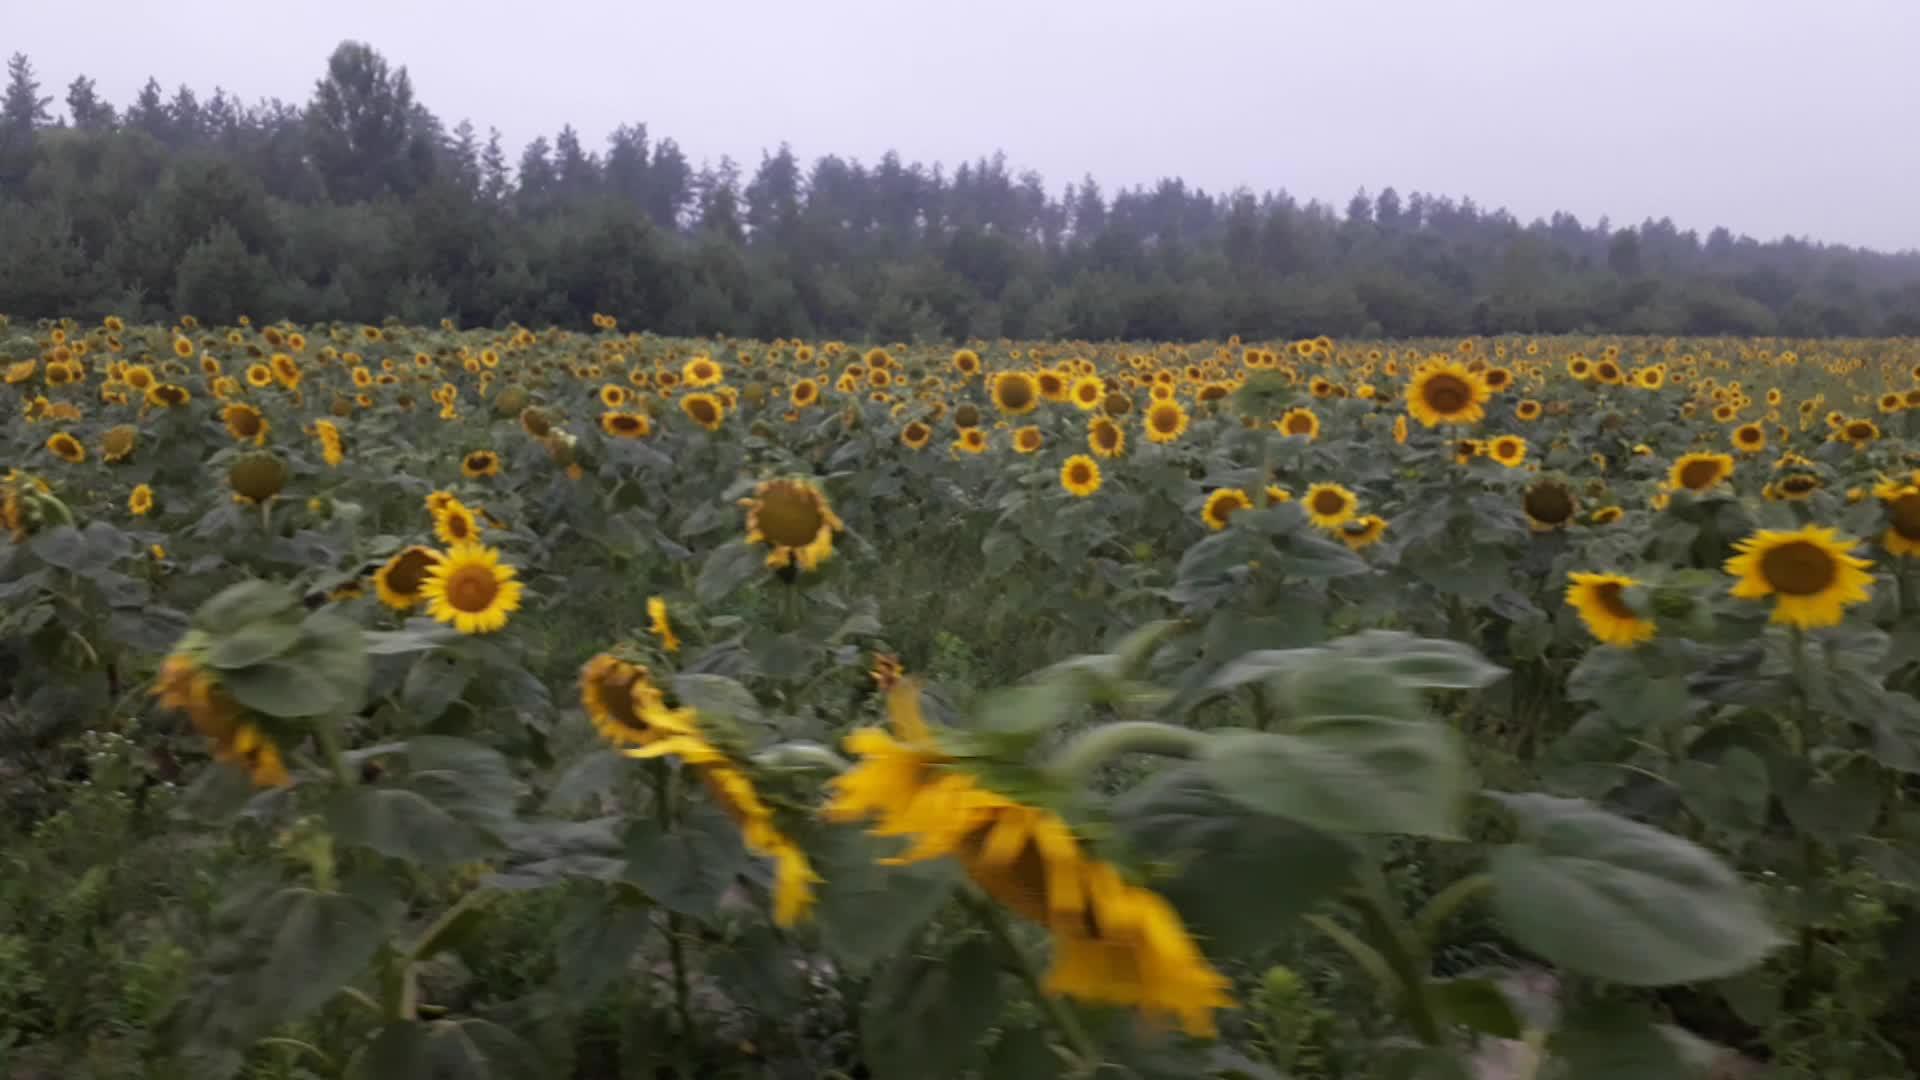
315;720;353;788
652;758;698;1060
1048;721;1211;783
1352;855;1448;1048
967;892;1101;1074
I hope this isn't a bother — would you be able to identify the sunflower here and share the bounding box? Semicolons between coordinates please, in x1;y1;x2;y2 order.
453;450;499;481
374;546;442;610
990;371;1039;416
314;420;344;467
1339;514;1388;550
1069;375;1106;411
1276;407;1320;441
647;596;680;653
1406;361;1491;428
1012;426;1044;454
47;431;86;464
683;356;723;387
599;383;629;408
1875;480;1920;557
1201;488;1253;531
146;383;191;407
579;652;668;746
270;353;301;388
1669;452;1734;494
1488;435;1528;468
433;498;482;545
1837;418;1880;447
1565;572;1656;647
1088;417;1126;458
1035;368;1068;401
1731;423;1766;454
227;452;285;504
951;349;982;378
128;483;154;517
681;392;726;431
218;402;268;445
601;411;652;439
101;425;136;463
1725;525;1873;629
1303;482;1358;528
1522;478;1577;531
953;428;988;455
1392;414;1409;445
152;654;289;788
900;421;932;451
1515;399;1542;422
421;541;523;634
742;477;844;572
1144;400;1189;444
1060;454;1102;497
827;680;1231;1036
791;378;821;409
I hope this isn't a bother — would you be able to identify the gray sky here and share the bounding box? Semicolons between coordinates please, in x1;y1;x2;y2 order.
14;0;1920;251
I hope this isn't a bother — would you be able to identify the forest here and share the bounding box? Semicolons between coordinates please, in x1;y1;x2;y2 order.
2;42;1918;339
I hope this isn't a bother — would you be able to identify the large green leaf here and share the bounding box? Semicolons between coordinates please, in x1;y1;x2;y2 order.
811;826;958;971
242;887;385;1031
349;1018;546;1080
1488;794;1782;986
1202;718;1471;838
861;936;1002;1080
696;539;765;604
1425;977;1521;1039
203;620;302;670
1674;747;1770;835
1113;768;1353;951
623;799;748;918
405;736;519;832
1776;757;1884;841
1545;1001;1696;1079
191;579;301;632
327;786;498;867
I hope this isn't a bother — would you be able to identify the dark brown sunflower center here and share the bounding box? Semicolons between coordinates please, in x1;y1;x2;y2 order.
1781;475;1819;495
1093;424;1120;450
1593;581;1638;621
1311;490;1346;515
1891;495;1920;540
1068;463;1093;485
444;565;499;613
231;409;262;436
1524;483;1575;524
1285;414;1314;434
954;404;982;428
1597;363;1620;380
1847;422;1875;440
1422;375;1471;413
1737;427;1761;445
467;453;495;471
1759;541;1838;596
1103;392;1130;415
758;486;825;547
1678;460;1723;490
688;399;718;423
1150;407;1179;432
998;377;1034;410
612;415;642;434
386;549;435;595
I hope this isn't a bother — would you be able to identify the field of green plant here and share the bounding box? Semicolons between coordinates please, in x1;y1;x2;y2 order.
6;317;1920;1078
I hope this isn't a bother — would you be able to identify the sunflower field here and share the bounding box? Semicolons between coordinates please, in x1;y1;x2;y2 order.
8;316;1920;1078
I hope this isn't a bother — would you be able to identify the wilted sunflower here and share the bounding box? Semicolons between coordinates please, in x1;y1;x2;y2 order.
990;371;1039;416
1060;454;1102;497
742;477;844;572
826;680;1231;1036
101;424;136;463
1565;572;1656;647
1488;435;1528;468
1201;488;1253;531
46;431;86;464
1406;361;1491;428
1725;525;1873;629
1669;452;1734;494
1144;400;1189;444
1522;478;1577;531
1731;423;1766;454
421;541;523;634
601;411;652;439
128;483;154;517
1012;426;1044;454
462;449;503;478
1088;417;1126;458
900;421;932;451
1303;482;1358;528
1276;407;1320;441
1339;514;1388;550
681;392;726;431
270;353;302;388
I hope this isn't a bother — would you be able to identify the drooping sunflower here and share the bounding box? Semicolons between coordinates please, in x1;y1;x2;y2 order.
742;477;845;572
1731;423;1766;454
128;483;154;517
601;411;652;439
421;541;524;634
1488;435;1528;468
681;392;726;431
1591;505;1625;525
1339;514;1388;551
375;545;442;610
1406;361;1491;428
152;653;289;788
47;431;86;464
1088;417;1126;459
1144;400;1189;444
1276;407;1320;441
1837;418;1880;447
900;421;932;451
1669;452;1734;494
1522;478;1577;532
826;680;1231;1036
1060;454;1102;498
462;449;502;478
101;425;136;463
578;652;667;746
1393;414;1409;444
313;419;344;467
1011;426;1044;454
227;452;286;504
1874;479;1920;557
1565;572;1656;647
221;403;269;444
1303;482;1358;528
990;371;1040;416
1201;488;1253;531
647;596;681;653
1725;525;1874;629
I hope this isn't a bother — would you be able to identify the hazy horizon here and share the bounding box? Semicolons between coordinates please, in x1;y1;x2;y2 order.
12;0;1920;253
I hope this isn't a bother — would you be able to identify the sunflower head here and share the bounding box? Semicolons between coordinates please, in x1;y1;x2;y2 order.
422;541;524;634
1144;400;1189;444
1725;525;1874;629
1201;488;1254;531
101;425;137;463
1088;417;1126;459
1060;454;1102;498
1669;452;1734;494
228;451;286;504
1522;478;1577;532
1489;435;1528;468
990;371;1039;416
1303;482;1357;528
1276;407;1320;441
1011;426;1044;454
462;450;502;478
743;477;845;572
1566;572;1656;647
1406;361;1491;428
900;421;932;451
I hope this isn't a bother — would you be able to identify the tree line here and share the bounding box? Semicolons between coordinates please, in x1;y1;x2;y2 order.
3;42;1917;339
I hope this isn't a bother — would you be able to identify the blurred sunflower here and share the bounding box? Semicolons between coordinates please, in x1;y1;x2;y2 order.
1565;572;1656;647
1060;454;1102;497
1740;505;1873;612
1488;435;1528;468
1522;478;1576;531
152;654;289;788
683;356;723;387
647;596;681;653
1874;479;1920;557
1731;423;1766;454
954;428;988;455
462;449;503;478
900;421;932;451
314;419;344;467
1275;407;1319;441
1144;400;1189;444
1012;426;1044;454
1339;514;1388;551
433;498;482;545
1201;488;1253;530
375;546;443;611
128;483;154;517
1088;417;1126;458
1669;452;1733;494
46;432;85;464
602;411;652;439
742;477;844;572
1303;482;1357;528
101;425;136;463
1069;375;1106;411
991;371;1039;416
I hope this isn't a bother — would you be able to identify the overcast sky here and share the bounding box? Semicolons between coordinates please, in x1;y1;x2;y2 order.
11;1;1919;251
